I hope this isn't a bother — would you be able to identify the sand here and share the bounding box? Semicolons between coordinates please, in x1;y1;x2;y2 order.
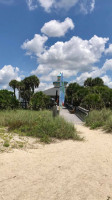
0;124;112;200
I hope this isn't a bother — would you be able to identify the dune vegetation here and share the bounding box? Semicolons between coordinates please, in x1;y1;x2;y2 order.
85;108;112;132
0;110;82;144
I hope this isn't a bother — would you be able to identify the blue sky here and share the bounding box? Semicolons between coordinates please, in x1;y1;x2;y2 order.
0;0;112;90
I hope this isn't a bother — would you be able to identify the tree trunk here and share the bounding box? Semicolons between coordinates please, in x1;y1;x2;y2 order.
14;87;15;97
32;86;34;94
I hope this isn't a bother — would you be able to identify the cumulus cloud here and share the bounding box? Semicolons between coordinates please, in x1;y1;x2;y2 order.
0;65;21;89
38;0;54;12
26;0;54;11
75;59;112;86
75;72;112;88
101;75;112;88
21;34;48;56
38;69;77;83
102;59;112;72
41;18;74;37
37;35;108;74
28;35;108;82
105;44;112;55
26;0;95;14
35;82;53;91
31;64;51;75
75;67;103;85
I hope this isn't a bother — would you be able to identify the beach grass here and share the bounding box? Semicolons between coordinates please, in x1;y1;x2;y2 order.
85;108;112;132
0;110;82;143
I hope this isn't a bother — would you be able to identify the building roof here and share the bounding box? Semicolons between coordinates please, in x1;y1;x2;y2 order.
43;87;60;96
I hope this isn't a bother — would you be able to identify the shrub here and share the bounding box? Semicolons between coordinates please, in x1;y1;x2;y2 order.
3;140;10;147
103;115;112;132
0;90;19;109
85;108;112;130
30;92;50;110
81;94;104;110
0;110;82;143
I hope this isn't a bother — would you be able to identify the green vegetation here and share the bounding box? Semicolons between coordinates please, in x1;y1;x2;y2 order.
9;75;40;108
9;80;18;97
0;90;19;109
30;91;50;110
66;77;112;110
0;127;27;152
3;140;10;147
84;77;104;87
85;108;112;132
0;110;82;143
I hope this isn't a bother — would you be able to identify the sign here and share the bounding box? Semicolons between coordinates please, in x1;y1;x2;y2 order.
59;72;65;108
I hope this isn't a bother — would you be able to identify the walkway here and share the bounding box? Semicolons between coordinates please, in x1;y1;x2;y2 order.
60;107;83;124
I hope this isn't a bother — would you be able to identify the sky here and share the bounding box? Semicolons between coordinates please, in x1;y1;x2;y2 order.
0;0;112;91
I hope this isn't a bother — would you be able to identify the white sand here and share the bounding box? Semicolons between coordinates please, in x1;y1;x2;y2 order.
0;125;112;200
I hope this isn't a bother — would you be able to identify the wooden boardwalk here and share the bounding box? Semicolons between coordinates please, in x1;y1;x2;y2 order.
60;107;83;124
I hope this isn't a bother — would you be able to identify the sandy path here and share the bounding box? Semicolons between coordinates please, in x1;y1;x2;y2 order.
0;124;112;200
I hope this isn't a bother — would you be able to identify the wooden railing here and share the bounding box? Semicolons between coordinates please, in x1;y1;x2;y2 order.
65;103;89;121
75;106;89;121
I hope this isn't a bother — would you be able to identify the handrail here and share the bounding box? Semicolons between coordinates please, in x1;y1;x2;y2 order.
75;106;89;121
77;106;89;114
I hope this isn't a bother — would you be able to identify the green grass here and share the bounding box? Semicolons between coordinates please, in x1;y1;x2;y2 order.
3;140;10;147
85;108;112;132
0;110;82;143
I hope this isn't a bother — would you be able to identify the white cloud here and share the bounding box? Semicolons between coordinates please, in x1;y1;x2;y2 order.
50;69;77;78
26;0;54;11
39;69;77;82
102;59;112;72
38;69;76;82
80;0;95;14
75;72;91;85
26;0;38;10
35;82;53;91
29;35;108;83
90;0;95;12
41;18;74;37
75;72;112;88
26;0;95;14
0;65;21;89
38;35;108;71
21;34;48;56
54;0;78;10
75;59;112;86
105;44;112;55
101;75;112;88
75;67;103;85
31;64;51;75
38;0;54;12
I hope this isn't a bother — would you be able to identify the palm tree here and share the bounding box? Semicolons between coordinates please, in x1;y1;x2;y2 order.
30;75;40;93
23;75;40;94
9;80;18;97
